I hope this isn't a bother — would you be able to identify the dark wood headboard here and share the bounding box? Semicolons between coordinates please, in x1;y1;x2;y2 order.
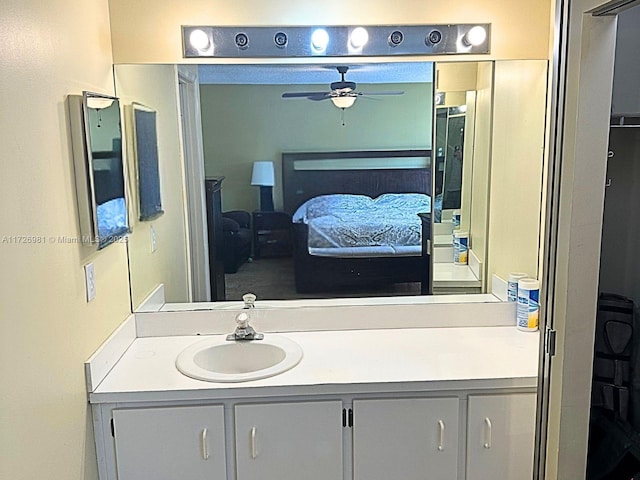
282;149;431;214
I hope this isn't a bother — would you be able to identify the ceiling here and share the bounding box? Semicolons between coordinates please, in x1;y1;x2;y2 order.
197;62;434;85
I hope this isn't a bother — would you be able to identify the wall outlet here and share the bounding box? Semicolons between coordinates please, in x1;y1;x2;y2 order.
84;262;96;302
150;225;157;253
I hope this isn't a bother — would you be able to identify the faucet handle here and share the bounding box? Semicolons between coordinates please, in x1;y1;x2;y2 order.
235;312;250;328
242;293;257;308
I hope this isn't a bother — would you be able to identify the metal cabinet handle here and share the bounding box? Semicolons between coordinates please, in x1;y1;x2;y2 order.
251;426;257;459
483;418;492;449
201;428;209;460
437;420;445;451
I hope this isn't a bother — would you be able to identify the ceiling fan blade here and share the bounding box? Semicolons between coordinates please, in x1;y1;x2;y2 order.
282;91;330;98
355;90;405;96
308;94;332;101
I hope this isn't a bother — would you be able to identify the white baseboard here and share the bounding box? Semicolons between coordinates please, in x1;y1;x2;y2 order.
492;274;508;301
468;249;483;281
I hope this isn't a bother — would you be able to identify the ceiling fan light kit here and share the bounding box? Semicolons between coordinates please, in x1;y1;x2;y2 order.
182;24;490;58
331;96;357;109
281;66;405;110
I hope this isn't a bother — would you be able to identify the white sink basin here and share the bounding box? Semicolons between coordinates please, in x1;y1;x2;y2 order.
175;335;303;383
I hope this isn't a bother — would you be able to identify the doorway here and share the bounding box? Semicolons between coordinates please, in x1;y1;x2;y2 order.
540;1;640;478
586;6;640;479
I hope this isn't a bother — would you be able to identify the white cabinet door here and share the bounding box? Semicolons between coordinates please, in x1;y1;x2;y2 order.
235;401;343;480
466;393;536;480
112;405;226;480
353;398;459;480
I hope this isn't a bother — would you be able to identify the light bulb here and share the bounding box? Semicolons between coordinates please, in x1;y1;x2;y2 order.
311;28;329;52
463;26;487;47
189;29;211;51
349;27;369;49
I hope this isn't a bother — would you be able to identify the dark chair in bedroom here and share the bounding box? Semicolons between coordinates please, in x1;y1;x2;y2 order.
221;210;252;273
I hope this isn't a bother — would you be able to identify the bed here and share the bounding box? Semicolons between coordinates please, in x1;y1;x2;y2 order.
282;150;433;294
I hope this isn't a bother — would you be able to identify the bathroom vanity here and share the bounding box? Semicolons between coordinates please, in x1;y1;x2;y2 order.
86;304;539;480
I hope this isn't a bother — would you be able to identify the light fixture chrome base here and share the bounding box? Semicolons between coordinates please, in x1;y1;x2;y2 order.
182;24;490;58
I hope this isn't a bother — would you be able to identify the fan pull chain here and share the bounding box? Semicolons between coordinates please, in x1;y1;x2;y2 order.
341;108;346;127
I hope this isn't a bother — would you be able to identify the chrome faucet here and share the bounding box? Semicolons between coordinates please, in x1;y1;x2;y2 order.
227;311;264;341
243;293;256;309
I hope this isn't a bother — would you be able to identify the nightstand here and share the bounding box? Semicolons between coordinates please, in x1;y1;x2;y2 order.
252;211;293;259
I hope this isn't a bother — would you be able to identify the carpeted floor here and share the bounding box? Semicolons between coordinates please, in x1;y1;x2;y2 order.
224;256;421;301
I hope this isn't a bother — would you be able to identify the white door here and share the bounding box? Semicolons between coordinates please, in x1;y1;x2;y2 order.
467;393;536;480
352;397;459;480
235;401;343;480
112;405;226;480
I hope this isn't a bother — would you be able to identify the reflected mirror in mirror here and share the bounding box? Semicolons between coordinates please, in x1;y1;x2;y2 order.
132;103;164;222
434;105;466;220
114;59;547;310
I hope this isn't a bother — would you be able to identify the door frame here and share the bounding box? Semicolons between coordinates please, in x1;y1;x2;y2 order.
536;0;640;478
177;65;211;302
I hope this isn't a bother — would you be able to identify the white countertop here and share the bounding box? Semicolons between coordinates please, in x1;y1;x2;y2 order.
433;262;481;287
90;326;539;404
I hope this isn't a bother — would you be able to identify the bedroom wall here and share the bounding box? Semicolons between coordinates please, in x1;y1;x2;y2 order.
107;0;551;64
0;2;131;480
200;82;433;212
114;64;191;307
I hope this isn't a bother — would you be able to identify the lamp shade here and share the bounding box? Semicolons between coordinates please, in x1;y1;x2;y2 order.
331;96;356;109
251;161;275;186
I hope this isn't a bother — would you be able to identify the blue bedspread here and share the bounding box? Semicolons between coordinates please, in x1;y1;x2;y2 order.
97;197;128;241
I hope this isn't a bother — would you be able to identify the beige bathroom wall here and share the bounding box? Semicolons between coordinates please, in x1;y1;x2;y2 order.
459;90;477;234
468;62;494;271
107;0;551;64
487;60;548;281
0;1;131;480
114;64;191;307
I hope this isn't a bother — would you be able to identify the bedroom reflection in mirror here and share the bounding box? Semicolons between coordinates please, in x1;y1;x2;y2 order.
116;61;525;308
194;64;444;302
284;150;433;296
115;60;549;309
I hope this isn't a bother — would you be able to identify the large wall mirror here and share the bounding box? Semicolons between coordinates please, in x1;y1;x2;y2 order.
114;58;547;310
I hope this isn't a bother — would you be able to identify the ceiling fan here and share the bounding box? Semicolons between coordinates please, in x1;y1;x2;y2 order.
281;66;404;109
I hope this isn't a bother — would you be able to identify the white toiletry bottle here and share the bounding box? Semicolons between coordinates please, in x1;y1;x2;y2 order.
453;231;469;265
508;272;528;302
452;210;461;230
517;278;540;332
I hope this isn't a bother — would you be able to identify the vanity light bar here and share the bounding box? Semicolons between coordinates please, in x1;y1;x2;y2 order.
182;24;491;58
